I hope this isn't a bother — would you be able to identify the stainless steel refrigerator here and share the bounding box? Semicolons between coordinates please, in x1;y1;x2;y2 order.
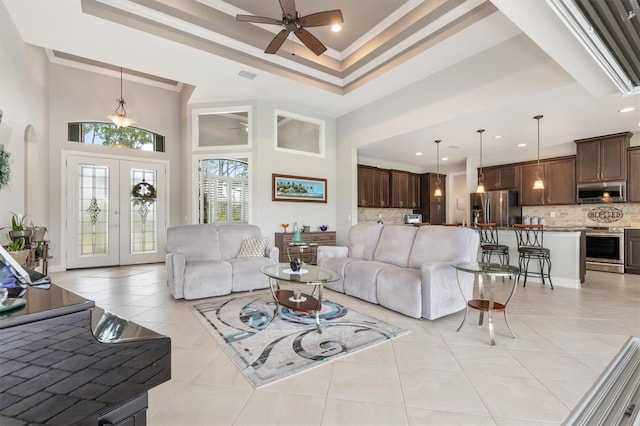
470;190;521;227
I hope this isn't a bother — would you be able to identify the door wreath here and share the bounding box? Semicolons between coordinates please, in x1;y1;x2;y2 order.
0;145;10;190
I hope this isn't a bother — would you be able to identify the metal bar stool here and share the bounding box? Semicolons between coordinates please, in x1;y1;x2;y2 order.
477;223;509;266
513;224;553;289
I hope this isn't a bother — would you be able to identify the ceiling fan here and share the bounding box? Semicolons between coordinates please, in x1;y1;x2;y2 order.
236;0;343;56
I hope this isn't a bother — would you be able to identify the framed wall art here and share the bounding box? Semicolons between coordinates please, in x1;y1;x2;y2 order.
272;174;327;203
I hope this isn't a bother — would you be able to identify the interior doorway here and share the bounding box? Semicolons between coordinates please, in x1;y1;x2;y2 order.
64;153;168;269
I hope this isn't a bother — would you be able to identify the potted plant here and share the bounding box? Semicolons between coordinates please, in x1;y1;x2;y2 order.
29;223;47;242
2;212;32;243
6;238;30;266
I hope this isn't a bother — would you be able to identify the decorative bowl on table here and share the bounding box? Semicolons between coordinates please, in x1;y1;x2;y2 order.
319;225;328;231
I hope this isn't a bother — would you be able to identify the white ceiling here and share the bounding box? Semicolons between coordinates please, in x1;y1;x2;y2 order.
3;0;639;172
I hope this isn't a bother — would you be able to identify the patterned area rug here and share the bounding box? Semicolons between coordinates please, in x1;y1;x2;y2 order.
191;291;409;388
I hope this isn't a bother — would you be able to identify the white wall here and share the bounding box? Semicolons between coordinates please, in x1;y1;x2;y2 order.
0;2;49;243
186;99;337;242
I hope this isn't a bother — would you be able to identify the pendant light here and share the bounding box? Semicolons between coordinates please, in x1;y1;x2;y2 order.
532;115;544;190
434;140;442;197
476;129;485;193
108;67;135;128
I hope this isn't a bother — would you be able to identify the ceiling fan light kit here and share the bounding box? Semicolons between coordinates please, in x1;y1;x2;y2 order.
237;0;343;56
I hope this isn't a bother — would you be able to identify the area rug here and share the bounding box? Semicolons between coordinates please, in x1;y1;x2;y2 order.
191;291;409;388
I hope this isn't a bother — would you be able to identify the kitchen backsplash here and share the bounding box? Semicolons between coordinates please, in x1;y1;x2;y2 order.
523;203;640;228
358;208;414;224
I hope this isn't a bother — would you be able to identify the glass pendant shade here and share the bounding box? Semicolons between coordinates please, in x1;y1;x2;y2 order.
433;139;442;197
532;115;544;190
532;178;544;189
476;129;485;193
108;67;135;128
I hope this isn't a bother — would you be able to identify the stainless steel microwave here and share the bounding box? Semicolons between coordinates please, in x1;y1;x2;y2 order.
577;181;626;204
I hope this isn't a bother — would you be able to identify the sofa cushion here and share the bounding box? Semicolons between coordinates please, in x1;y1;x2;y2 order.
228;257;273;292
237;237;269;257
183;259;232;299
377;267;422;318
373;225;417;267
217;224;262;260
318;256;360;293
167;224;221;260
408;226;479;268
347;223;384;260
343;260;392;304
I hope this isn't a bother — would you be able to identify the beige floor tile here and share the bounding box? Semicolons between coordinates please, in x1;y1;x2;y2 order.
234;391;324;426
449;344;533;378
536;330;630;355
406;407;496;426
323;399;409;426
327;362;404;405
147;382;252;425
335;340;396;365
259;362;333;397
466;373;569;423
399;368;489;415
508;350;598;382
538;378;593;410
393;339;462;372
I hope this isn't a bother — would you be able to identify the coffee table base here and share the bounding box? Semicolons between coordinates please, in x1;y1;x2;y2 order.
269;286;322;333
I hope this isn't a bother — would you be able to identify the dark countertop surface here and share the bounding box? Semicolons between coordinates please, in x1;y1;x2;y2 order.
0;284;171;425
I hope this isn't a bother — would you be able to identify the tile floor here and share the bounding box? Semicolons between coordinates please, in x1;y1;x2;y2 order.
49;266;640;426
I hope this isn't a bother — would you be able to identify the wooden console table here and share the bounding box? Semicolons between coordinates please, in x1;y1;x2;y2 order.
274;231;336;264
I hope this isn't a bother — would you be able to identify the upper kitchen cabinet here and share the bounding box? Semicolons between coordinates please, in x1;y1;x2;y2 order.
358;165;390;207
408;173;421;209
519;157;576;206
390;170;409;208
480;165;517;191
575;132;631;183
629;147;640;203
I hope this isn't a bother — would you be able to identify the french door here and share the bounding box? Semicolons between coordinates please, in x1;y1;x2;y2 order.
65;154;167;269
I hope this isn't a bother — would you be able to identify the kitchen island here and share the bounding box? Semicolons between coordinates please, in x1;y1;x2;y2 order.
493;227;586;289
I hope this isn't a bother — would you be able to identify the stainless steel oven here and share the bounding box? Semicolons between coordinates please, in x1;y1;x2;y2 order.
585;228;624;273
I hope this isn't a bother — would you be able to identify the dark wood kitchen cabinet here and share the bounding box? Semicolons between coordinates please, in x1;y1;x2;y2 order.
575;132;631;183
358;165;389;207
628;147;640;203
408;172;421;209
390;170;409;208
479;165;517;191
414;173;445;224
626;229;640;275
519;157;575;206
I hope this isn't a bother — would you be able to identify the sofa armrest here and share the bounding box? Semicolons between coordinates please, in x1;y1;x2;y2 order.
419;262;473;319
166;252;186;299
267;246;279;262
317;245;348;261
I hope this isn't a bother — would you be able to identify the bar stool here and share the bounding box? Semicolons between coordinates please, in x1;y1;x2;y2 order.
513;224;553;289
477;223;509;266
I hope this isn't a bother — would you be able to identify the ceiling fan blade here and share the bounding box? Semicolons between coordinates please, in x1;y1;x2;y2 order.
265;29;290;54
236;14;282;25
298;10;343;27
294;28;327;55
279;0;297;19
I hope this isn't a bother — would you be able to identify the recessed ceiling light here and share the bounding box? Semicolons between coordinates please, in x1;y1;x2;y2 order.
518;143;527;147
619;107;635;113
442;157;448;161
415;152;422;156
493;135;502;139
331;24;342;32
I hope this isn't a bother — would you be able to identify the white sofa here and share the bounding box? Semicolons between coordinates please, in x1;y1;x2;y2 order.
166;223;278;300
318;223;480;320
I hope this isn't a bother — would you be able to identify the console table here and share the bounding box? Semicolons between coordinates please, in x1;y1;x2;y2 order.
274;231;335;264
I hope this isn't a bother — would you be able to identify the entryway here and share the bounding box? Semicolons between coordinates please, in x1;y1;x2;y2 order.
64;153;167;269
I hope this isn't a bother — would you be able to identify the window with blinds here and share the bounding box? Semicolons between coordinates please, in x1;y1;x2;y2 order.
199;159;248;223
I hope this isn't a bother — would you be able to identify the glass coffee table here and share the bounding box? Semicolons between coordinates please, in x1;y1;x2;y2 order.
451;262;520;346
261;263;340;333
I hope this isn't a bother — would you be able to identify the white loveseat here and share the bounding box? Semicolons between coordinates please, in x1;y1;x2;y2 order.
166;223;278;300
318;223;479;320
